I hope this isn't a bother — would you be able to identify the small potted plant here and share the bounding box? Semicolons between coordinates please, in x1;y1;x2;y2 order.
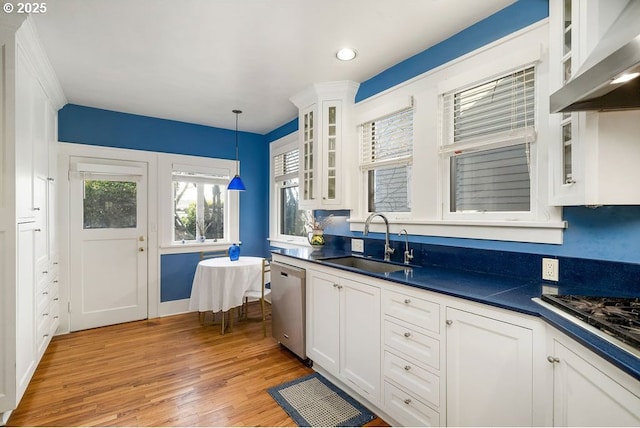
305;214;333;248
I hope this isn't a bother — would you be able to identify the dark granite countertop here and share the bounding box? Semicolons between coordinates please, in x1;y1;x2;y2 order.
271;247;640;381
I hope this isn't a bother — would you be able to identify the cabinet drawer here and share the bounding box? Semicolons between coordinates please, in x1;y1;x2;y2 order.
383;289;439;333
384;320;440;370
384;381;440;427
384;351;440;408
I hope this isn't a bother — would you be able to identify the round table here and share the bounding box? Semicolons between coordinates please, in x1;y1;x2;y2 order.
189;256;264;313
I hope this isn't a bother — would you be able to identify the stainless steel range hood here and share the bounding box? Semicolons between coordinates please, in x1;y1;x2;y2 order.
550;1;640;113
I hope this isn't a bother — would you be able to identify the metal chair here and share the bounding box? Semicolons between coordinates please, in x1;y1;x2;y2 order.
242;258;271;337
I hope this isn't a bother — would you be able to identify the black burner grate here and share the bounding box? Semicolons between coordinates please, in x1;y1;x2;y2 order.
541;295;640;350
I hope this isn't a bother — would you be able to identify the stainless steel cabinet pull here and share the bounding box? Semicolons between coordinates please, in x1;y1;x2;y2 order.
547;356;560;364
33;207;40;211
47;177;55;181
404;298;411;304
446;319;453;325
43;291;48;295
404;398;412;405
337;285;343;289
35;228;41;232
333;283;338;288
43;313;49;316
42;270;48;274
403;332;411;338
404;365;411;371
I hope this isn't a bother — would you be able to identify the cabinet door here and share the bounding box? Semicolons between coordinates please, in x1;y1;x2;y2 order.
551;340;640;426
306;270;340;375
321;100;341;206
340;277;381;403
446;307;533;427
16;222;37;402
15;50;34;221
299;104;318;209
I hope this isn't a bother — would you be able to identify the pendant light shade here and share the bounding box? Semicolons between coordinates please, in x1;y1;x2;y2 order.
228;109;246;191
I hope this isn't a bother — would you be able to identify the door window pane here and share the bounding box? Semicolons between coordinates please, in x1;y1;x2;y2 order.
83;180;137;229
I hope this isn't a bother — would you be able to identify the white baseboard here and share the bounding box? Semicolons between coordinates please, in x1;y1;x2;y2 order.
158;299;193;317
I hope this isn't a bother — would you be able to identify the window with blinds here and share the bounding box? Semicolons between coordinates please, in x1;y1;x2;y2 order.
361;106;413;212
274;147;308;237
441;66;535;213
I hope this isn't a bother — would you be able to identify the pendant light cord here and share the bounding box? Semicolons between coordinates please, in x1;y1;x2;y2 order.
233;109;242;175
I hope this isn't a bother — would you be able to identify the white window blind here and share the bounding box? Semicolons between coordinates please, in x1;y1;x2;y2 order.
275;148;299;181
361;106;414;169
361;106;414;212
442;66;535;213
441;66;535;153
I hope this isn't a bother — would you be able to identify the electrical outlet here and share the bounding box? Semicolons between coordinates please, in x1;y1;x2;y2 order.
351;238;364;253
542;258;559;282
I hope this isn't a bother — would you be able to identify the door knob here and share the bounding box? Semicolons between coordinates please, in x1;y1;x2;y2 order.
139;247;145;252
139;236;145;242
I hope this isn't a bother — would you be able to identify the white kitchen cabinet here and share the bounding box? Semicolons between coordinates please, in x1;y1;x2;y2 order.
0;15;65;423
549;0;640;205
382;285;443;426
547;330;640;426
290;81;359;209
445;305;537;427
306;268;381;404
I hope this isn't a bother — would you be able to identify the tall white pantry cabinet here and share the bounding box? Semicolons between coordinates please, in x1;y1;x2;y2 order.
0;15;65;424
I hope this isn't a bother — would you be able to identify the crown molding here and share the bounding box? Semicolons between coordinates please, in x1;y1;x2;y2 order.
15;17;66;110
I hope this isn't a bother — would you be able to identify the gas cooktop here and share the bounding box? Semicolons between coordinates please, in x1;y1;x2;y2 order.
541;295;640;351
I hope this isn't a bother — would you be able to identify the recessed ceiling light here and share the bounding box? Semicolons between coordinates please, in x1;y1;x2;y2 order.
611;72;640;84
336;48;357;61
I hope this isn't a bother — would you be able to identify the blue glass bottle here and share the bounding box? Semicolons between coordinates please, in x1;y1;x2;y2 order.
229;243;240;261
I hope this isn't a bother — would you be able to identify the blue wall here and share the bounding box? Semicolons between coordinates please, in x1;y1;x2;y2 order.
58;104;270;302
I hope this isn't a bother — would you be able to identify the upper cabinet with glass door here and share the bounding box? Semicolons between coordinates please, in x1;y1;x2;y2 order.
290;81;359;209
549;0;640;205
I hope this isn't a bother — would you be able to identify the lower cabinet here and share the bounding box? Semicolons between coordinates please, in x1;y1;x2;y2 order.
445;306;536;427
548;331;640;426
306;268;381;404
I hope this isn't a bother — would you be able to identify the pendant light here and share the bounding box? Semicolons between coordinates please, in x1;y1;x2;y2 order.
228;109;246;191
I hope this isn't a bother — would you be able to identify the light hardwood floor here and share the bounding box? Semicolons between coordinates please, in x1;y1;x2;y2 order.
8;307;388;427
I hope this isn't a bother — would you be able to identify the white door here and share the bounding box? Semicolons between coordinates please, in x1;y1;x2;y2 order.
69;158;148;331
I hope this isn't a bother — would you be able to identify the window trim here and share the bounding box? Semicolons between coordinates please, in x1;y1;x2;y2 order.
349;21;565;244
158;153;239;251
440;64;539;222
269;132;310;248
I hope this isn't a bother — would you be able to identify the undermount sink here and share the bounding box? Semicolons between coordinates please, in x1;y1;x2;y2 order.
319;256;408;274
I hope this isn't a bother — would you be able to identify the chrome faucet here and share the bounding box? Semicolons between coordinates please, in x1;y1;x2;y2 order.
363;212;394;261
398;229;414;265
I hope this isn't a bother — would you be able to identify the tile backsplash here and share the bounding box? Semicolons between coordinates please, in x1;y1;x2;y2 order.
323;234;640;296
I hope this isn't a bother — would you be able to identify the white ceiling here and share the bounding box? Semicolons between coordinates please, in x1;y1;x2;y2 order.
32;0;515;134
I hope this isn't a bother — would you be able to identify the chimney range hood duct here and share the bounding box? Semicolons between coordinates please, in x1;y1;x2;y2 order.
550;1;640;113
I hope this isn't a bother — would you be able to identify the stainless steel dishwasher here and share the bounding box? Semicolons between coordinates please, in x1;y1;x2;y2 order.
271;261;306;359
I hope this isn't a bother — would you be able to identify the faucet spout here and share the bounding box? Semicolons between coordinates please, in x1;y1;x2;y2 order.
364;212;394;261
398;229;414;265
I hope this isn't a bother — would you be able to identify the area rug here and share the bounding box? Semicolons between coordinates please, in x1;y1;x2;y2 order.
267;372;376;427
